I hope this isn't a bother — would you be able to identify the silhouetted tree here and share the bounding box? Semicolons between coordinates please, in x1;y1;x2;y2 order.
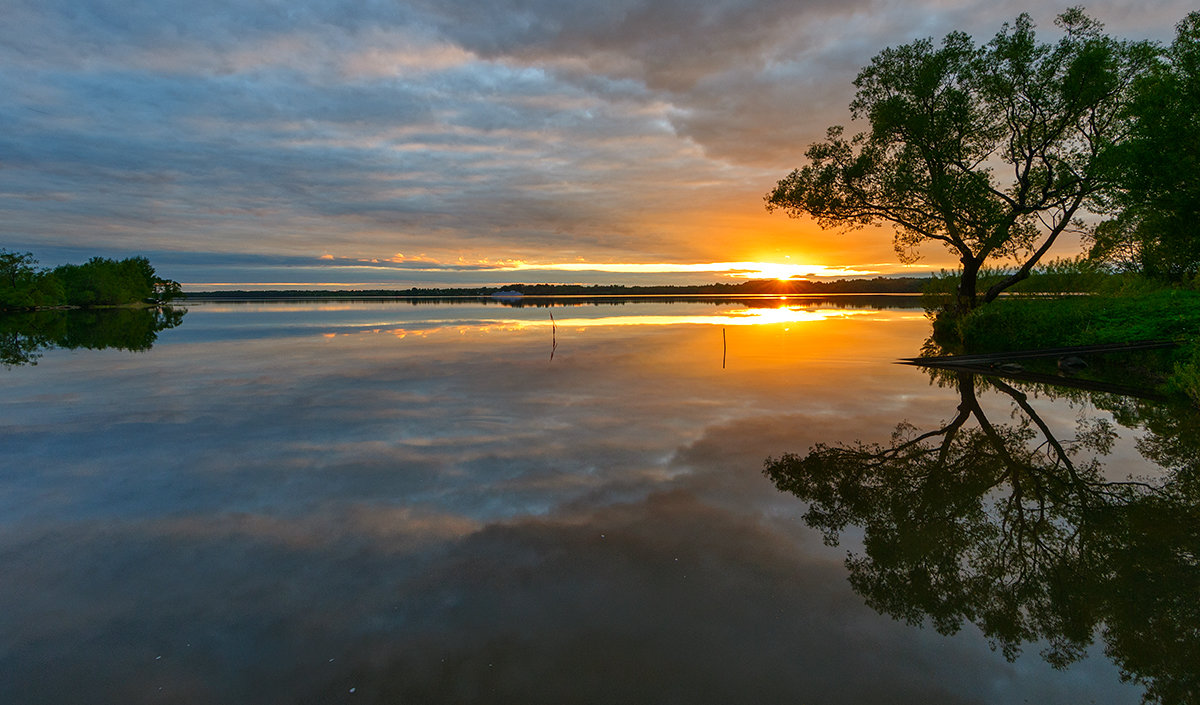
766;9;1157;312
0;250;37;288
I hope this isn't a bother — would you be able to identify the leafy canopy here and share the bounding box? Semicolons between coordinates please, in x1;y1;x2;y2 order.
0;251;183;310
1089;12;1200;279
767;9;1156;310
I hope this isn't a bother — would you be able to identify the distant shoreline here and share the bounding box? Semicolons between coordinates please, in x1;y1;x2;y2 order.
181;277;929;300
181;292;925;302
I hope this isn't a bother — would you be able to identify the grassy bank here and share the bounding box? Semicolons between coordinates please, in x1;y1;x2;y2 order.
936;288;1200;405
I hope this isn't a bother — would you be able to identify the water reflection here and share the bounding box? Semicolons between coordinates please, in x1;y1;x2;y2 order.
0;307;186;368
485;294;927;311
404;307;882;332
169;297;924;358
765;371;1200;704
1;300;1149;704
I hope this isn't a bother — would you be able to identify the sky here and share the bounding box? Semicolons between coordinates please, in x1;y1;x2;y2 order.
2;0;1195;289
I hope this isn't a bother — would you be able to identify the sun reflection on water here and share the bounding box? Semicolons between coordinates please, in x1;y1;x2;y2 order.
310;305;903;339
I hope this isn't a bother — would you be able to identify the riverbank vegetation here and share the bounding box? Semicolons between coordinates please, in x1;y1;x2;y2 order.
924;264;1200;404
0;250;182;310
767;9;1200;404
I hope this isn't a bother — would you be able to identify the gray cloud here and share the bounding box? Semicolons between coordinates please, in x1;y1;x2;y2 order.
2;0;1196;272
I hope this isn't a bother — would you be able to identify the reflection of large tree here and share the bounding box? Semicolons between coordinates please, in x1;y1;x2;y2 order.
765;372;1199;704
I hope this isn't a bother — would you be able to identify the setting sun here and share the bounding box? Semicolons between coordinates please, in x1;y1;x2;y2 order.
730;261;876;280
505;260;877;281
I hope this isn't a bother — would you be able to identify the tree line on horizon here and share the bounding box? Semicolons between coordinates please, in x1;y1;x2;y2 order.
185;276;930;299
766;8;1200;313
0;251;182;311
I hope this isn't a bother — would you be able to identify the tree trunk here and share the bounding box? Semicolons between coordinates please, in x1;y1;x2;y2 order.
983;267;1030;304
957;258;979;313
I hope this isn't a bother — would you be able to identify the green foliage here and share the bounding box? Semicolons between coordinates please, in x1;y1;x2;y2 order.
956;289;1200;352
1;251;181;310
923;258;1117;319
767;9;1157;312
1091;13;1200;280
0;250;38;288
53;256;157;306
1168;339;1200;407
0;249;64;309
944;289;1200;404
1008;257;1111;295
154;277;183;301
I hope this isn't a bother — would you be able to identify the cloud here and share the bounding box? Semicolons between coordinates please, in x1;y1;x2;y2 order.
2;0;1197;278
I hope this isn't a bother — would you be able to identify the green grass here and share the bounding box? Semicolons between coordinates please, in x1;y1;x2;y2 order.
938;288;1200;405
956;289;1200;350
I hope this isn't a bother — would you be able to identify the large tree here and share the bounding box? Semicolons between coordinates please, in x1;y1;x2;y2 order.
0;250;37;289
766;9;1155;312
0;249;64;310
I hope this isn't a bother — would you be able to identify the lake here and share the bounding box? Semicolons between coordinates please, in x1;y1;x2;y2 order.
2;297;1195;704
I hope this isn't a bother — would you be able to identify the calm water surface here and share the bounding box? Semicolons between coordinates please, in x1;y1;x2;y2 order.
2;297;1192;703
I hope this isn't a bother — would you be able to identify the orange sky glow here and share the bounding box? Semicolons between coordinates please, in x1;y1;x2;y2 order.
3;2;1187;288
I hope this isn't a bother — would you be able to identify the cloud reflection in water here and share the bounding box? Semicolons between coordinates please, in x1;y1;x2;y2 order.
0;299;1142;703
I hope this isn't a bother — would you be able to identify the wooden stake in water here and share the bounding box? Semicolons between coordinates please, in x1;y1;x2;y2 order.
550;311;557;361
722;327;726;370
